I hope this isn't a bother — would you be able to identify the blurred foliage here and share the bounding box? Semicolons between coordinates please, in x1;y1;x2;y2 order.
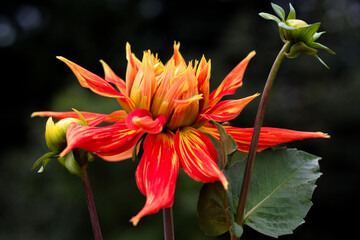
1;0;359;239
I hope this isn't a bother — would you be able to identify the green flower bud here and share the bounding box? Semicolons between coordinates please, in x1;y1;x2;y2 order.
286;19;307;28
45;117;83;151
259;2;335;68
282;19;308;42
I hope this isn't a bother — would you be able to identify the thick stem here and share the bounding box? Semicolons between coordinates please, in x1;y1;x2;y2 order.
81;167;103;240
235;41;292;228
163;207;175;240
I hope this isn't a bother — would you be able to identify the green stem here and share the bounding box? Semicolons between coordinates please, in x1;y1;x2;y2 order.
163;207;175;240
235;41;292;229
80;156;103;240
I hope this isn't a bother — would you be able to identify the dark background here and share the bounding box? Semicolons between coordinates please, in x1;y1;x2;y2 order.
1;0;359;239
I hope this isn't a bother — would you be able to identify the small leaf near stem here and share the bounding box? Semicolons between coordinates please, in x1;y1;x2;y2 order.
234;41;292;232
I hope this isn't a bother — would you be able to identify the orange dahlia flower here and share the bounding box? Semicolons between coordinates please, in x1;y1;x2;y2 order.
32;42;328;225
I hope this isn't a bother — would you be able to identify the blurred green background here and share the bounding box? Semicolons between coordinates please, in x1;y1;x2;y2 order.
1;0;359;239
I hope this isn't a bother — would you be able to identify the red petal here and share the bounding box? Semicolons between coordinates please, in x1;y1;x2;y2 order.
100;60;127;95
199;93;259;123
104;110;127;122
57;57;123;98
125;43;141;96
31;111;107;126
196;56;211;110
200;123;330;152
174;127;228;189
130;131;180;226
60;121;142;158
125;109;166;134
208;51;255;107
172;42;186;66
98;144;139;162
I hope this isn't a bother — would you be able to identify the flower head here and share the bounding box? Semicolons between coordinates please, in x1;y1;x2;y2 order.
32;42;329;225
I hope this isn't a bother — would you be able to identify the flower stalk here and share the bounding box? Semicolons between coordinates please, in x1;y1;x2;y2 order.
76;149;103;240
163;207;175;240
235;41;292;231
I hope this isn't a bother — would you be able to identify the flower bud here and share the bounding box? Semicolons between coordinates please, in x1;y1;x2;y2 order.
259;2;335;68
45;117;83;151
286;19;308;28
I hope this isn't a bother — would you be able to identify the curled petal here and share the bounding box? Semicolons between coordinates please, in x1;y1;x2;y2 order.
208;51;255;107
174;127;228;189
31;111;108;126
60;121;142;158
200;93;259;123
125;109;166;134
199;123;330;152
130;131;180;226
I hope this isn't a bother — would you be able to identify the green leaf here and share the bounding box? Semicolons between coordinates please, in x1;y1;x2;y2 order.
197;148;322;238
227;151;247;169
32;151;59;173
287;3;296;20
271;3;286;21
212;120;238;170
198;180;244;238
198;182;229;236
259;12;281;24
228;148;322;238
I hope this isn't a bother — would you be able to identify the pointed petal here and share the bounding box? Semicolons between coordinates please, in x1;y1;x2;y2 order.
104;110;128;122
31;111;107;126
60;121;142;158
130;131;180;226
196;56;211;110
174;127;228;189
199;123;330;152
100;60;127;94
201;93;259;122
57;57;123;98
208;51;255;107
125;109;166;134
173;41;186;66
125;42;141;96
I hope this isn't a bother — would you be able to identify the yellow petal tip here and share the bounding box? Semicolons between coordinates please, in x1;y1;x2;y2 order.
248;50;256;59
130;217;140;226
31;112;39;118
